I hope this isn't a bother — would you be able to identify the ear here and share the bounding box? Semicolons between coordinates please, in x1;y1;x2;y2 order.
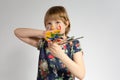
66;21;70;28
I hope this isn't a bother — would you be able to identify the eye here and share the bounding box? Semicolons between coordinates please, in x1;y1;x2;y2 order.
56;21;60;24
47;22;51;25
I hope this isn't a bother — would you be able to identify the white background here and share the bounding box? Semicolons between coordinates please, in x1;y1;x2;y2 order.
0;0;120;80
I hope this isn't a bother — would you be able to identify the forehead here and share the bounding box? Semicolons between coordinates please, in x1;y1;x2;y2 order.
46;19;62;23
45;14;62;22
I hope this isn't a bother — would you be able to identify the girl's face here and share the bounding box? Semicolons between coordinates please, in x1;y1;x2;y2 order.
45;19;68;35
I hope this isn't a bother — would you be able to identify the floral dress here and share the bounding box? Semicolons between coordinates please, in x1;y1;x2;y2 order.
37;38;82;80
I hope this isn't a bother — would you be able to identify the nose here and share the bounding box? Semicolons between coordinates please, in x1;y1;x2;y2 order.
49;25;61;30
50;25;55;30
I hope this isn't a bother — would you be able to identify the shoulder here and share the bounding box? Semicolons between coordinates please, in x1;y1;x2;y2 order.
37;38;47;50
70;39;82;54
72;39;80;44
69;39;80;47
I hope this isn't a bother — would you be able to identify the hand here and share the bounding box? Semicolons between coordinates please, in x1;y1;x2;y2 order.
48;42;65;58
43;28;63;43
42;30;53;41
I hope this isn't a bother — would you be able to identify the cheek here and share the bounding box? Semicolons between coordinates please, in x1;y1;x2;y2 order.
58;24;66;34
60;27;66;34
57;25;61;30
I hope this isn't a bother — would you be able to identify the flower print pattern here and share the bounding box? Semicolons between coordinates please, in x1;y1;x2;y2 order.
39;60;49;78
37;38;82;80
48;54;55;59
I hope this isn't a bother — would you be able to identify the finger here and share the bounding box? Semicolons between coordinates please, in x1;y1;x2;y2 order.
48;41;52;46
48;47;55;53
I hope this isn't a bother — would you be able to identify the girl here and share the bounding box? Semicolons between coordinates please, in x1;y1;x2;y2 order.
14;6;85;80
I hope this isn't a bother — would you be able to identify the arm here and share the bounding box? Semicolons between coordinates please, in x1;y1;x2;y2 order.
59;51;85;80
14;28;45;48
48;43;86;80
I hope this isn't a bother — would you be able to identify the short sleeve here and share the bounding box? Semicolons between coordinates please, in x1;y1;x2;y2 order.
71;40;82;54
37;39;46;50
